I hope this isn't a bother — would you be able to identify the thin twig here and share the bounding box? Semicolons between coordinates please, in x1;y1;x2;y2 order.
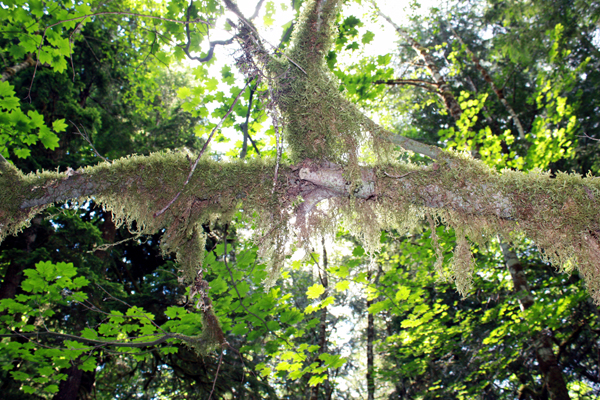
0;330;190;348
154;82;250;217
96;284;167;335
70;120;110;162
182;0;234;63
373;78;440;93
240;80;260;159
249;0;266;20
578;132;599;141
208;350;224;400
383;170;420;179
223;0;306;75
45;11;210;32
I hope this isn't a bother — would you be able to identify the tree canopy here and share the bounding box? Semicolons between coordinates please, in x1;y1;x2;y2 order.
1;0;600;398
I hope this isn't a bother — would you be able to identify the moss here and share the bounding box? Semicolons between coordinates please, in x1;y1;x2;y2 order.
266;0;391;187
371;153;600;301
0;163;55;242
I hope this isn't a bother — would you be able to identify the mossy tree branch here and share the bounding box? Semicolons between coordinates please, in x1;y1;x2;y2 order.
2;152;600;299
288;0;341;69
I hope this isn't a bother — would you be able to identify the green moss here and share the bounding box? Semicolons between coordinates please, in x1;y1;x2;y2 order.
1;152;291;284
267;0;391;187
0;163;54;242
371;153;600;301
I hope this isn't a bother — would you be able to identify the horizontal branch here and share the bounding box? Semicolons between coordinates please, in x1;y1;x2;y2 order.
373;78;440;93
0;330;200;348
4;152;597;232
2;151;600;301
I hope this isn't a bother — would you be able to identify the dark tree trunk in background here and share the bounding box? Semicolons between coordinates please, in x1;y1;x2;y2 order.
366;269;375;400
0;217;41;301
310;239;330;400
501;243;570;400
53;360;96;400
53;364;83;400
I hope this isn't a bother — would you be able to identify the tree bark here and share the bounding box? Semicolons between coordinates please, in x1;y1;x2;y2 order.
53;363;83;400
500;243;571;400
3;154;600;301
1;55;37;82
310;238;329;400
534;330;571;400
366;272;375;400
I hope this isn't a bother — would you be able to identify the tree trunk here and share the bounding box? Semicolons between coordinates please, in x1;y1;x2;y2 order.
310;239;329;400
366;269;375;400
500;243;570;400
53;364;82;400
533;330;570;400
0;217;41;301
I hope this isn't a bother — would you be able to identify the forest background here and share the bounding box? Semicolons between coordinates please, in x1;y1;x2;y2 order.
1;0;600;399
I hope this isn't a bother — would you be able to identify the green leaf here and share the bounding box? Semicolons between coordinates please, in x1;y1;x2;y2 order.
13;148;31;158
44;384;60;393
209;277;228;295
308;374;327;386
52;119;68;133
0;96;19;111
0;81;16;98
27;110;44;128
80;357;97;372
306;284;325;299
38;366;54;376
352;246;365;257
165;306;186;319
36;261;56;280
38;127;60;150
22;385;35;394
177;87;191;99
56;262;77;278
231;322;248;335
72;276;89;288
395;286;410;301
368;300;389;315
361;31;375;44
335;281;350;292
81;328;98;340
205;78;219;92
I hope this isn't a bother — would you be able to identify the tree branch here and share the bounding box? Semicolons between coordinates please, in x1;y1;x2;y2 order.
154;81;250;217
289;0;341;68
182;0;234;63
1;55;37;82
373;78;440;93
375;5;462;121
450;26;526;139
0;330;201;349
